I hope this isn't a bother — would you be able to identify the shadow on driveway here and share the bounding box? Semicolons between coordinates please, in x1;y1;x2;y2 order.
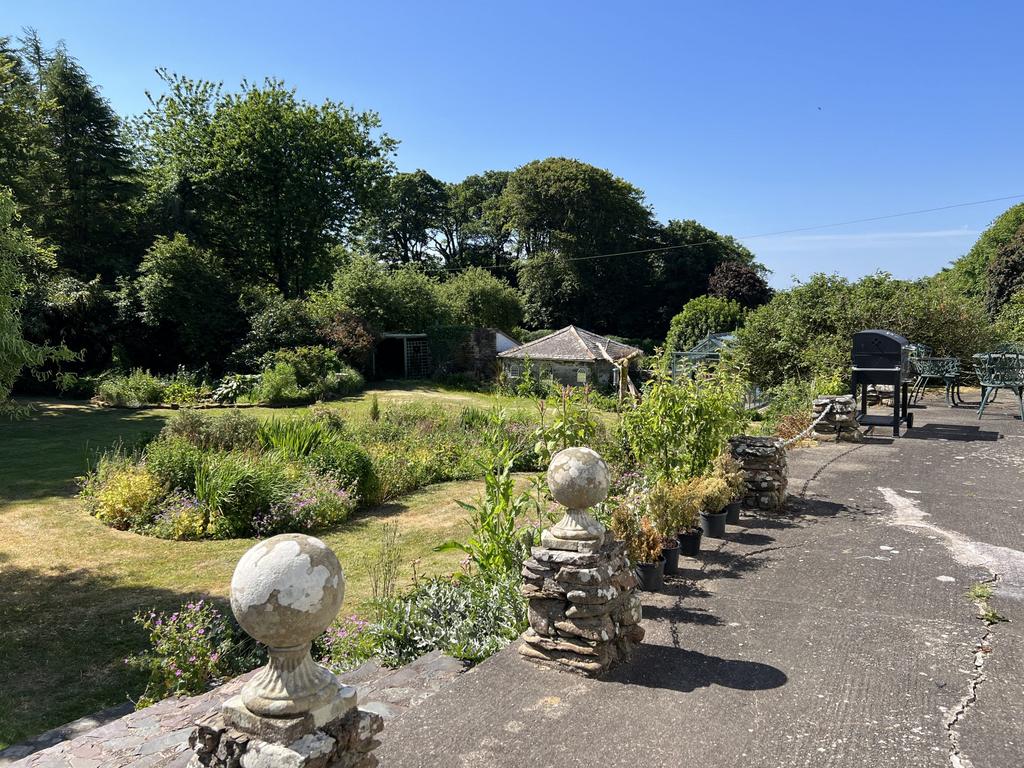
604;643;788;693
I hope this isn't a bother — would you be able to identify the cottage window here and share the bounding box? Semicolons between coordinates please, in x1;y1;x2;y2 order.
508;364;522;379
576;368;588;384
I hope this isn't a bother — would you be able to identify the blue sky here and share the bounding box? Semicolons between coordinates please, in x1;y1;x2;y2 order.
3;1;1022;287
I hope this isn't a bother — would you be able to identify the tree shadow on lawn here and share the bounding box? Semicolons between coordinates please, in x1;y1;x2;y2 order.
0;553;212;749
0;403;169;502
604;643;787;694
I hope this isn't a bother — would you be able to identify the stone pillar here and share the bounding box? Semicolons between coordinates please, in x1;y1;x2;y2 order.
519;447;645;676
728;436;788;512
187;533;383;768
811;395;862;442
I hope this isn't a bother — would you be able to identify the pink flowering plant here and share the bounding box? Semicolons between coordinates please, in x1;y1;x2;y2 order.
314;615;376;673
126;599;264;707
253;471;357;537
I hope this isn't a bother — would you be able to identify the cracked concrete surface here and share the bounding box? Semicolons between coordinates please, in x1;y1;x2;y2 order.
378;395;1023;767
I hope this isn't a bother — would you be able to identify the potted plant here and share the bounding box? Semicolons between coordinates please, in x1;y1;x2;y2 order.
697;475;731;539
611;505;665;592
648;480;698;567
714;453;747;524
646;481;681;574
672;478;703;556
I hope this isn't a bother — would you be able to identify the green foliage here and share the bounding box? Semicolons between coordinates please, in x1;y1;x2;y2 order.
532;387;601;466
985;222;1024;317
316;616;376;673
127;600;264;707
305;440;375;501
135;72;396;297
363;169;448;265
134;234;245;372
80;457;162;530
610;497;663;563
96;369;167;407
161;409;261;452
369;573;527;666
257;346;364;400
436;267;523;329
996;290;1024;344
257;415;337;459
307;255;445;334
934;203;1024;301
145;436;203;492
621;367;747;482
0;187;71;414
735;273;997;388
193;451;295;538
436;430;539;578
664;295;744;353
253;362;302;404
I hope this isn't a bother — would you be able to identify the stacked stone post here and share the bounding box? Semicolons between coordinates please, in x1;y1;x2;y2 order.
728;436;788;512
519;447;645;676
187;534;383;768
811;395;862;442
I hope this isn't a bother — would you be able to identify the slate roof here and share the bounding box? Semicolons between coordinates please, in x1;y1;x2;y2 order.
497;326;643;363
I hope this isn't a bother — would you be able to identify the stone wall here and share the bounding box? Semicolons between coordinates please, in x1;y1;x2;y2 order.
729;435;787;512
811;395;862;442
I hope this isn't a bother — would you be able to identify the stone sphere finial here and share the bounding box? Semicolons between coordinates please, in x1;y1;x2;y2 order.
226;534;353;726
542;447;609;552
547;446;610;511
231;533;345;648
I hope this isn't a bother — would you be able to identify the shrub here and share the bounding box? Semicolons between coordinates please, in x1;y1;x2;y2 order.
320;364;364;398
370;573;526;666
734;272;997;389
161;409;260;452
253;471;357;536
306;440;375;501
83;460;163;530
610;499;662;564
664;295;744;353
211;373;259;404
195;452;296;538
260;346;342;388
621;367;747;482
253;362;302;404
145;436;203;492
150;492;208;540
126;599;264;707
96;369;167;407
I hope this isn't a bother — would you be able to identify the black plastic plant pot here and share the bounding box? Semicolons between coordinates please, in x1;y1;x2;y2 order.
677;527;702;556
700;509;728;539
636;557;665;592
725;501;742;524
662;541;680;575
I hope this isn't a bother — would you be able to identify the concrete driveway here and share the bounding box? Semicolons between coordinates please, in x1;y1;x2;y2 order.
378;394;1023;768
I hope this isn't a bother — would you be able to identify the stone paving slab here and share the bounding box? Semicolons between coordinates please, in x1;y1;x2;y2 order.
3;651;465;767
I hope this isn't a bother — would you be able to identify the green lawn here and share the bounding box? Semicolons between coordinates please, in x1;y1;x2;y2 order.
0;384;527;749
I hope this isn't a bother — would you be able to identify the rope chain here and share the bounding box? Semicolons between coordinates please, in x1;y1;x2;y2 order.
781;402;834;448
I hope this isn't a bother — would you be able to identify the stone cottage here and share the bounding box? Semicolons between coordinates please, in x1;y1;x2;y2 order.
497;325;642;392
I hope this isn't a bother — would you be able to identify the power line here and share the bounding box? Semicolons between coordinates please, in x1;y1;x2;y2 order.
433;192;1024;272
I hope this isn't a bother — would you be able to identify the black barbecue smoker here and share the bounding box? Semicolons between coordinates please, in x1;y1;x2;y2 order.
850;329;915;436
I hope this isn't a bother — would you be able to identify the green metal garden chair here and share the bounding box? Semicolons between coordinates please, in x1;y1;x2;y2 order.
973;352;1024;420
910;356;961;407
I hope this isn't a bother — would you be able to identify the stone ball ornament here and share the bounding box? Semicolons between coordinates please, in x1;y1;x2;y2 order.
230;533;346;649
547;446;610;510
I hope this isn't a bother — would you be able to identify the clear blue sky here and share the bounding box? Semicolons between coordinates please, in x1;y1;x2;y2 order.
3;1;1022;287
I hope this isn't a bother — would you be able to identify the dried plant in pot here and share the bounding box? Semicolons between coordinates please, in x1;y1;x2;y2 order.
697;475;732;539
714;452;747;524
647;480;696;572
611;505;665;592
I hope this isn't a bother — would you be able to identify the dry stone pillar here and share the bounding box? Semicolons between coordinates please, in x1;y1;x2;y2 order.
729;436;788;512
187;533;383;768
811;395;862;441
519;447;645;675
